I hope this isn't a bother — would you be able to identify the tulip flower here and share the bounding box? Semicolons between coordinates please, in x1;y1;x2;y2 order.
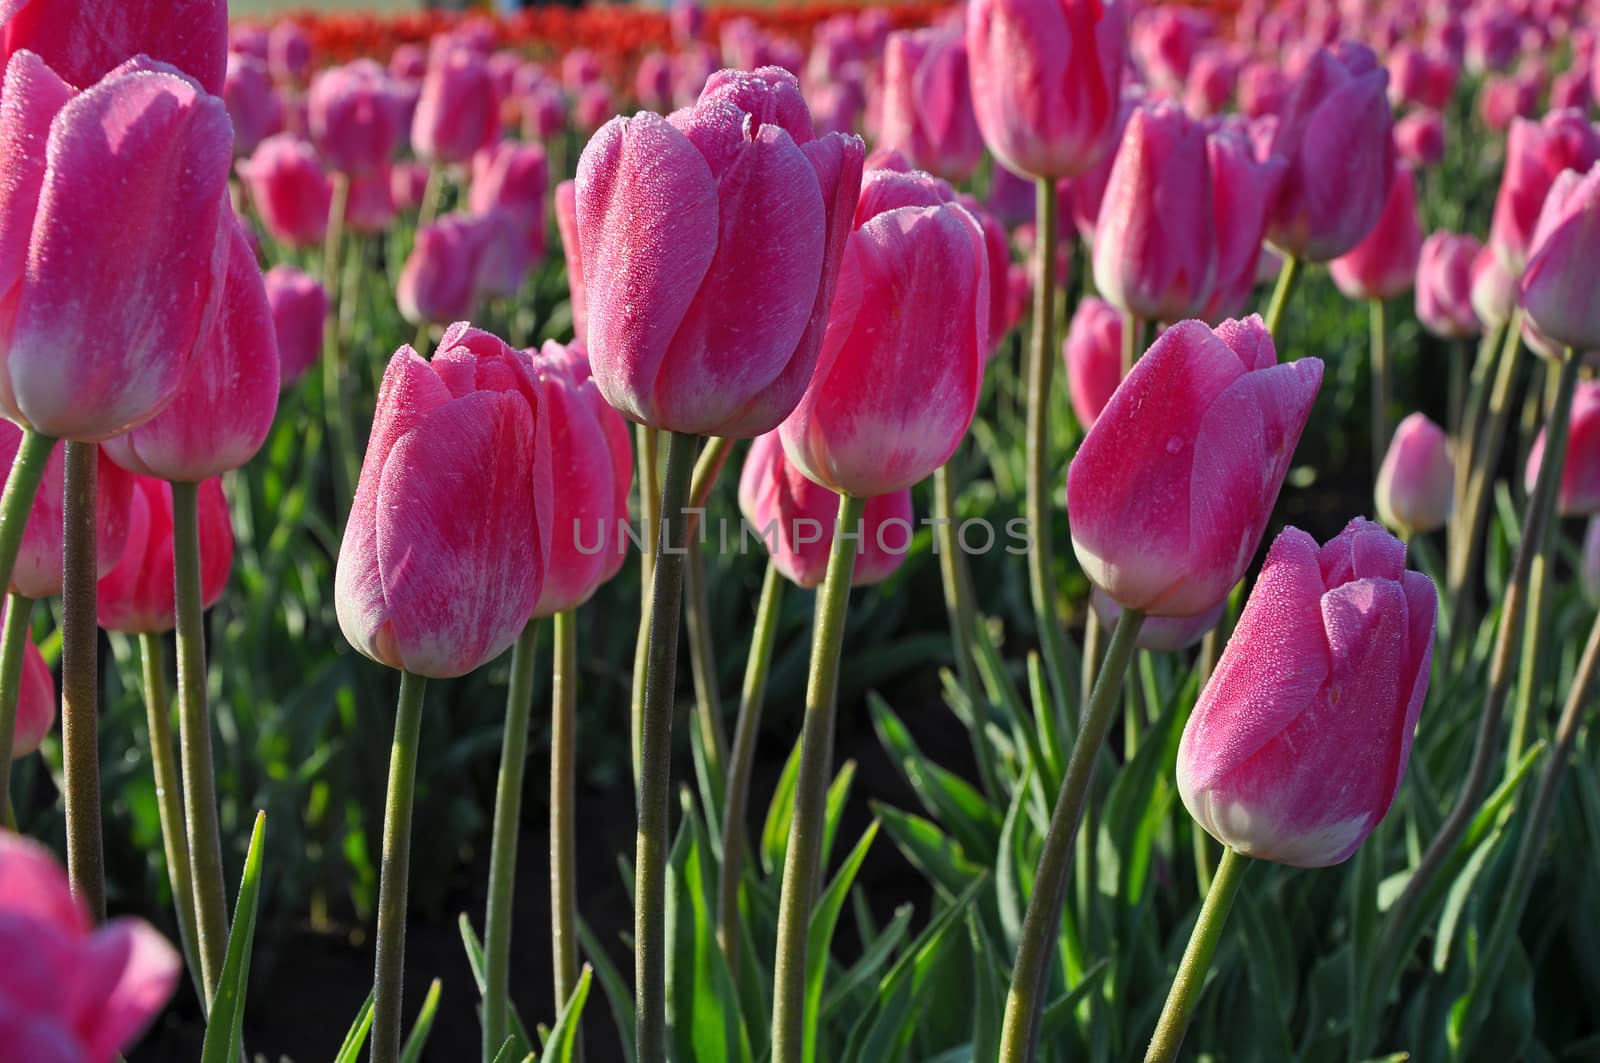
238;133;332;248
412;45;499;164
576;66;865;437
1178;518;1436;866
1202;123;1287;322
343;168;396;235
0;0;228;93
1238;59;1291;118
553;180;587;343
966;0;1126;178
1376;413;1455;535
1132;5;1213;92
1551;68;1591;112
96;476;233;635
391;160;431;211
1330;162;1424;301
1066;97;1133;242
636;51;674;111
1488;111;1600;274
1478;74;1541;134
308;59;404;176
1184;45;1237;117
1519;163;1600;354
263;265;327;389
390;42;427;82
470;140;549;253
1068;315;1324;617
1470;242;1517;329
1092;102;1217;324
0;832;181;1062
1416;231;1484;339
739;431;914;589
1395;109;1446;168
0;595;53;760
1525;380;1600;516
987;159;1037;228
879;28;985;183
267;20;311;85
0;425;132;600
1062;296;1123;431
223;53;283;156
1090;587;1222;653
397;214;489;326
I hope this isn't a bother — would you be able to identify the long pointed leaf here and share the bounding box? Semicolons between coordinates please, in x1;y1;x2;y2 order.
200;811;267;1063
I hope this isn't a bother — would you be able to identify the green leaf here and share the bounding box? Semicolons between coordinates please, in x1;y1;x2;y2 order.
333;991;376;1063
822;904;913;1026
459;913;535;1057
761;739;803;876
538;965;593;1063
667;791;752;1063
399;978;442;1063
868;694;1000;863
994;771;1033;953
821;760;858;876
577;920;638;1063
1037;958;1111;1043
871;802;984;899
805;821;879;1063
200;811;266;1063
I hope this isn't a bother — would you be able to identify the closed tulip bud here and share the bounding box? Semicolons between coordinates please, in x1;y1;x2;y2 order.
1131;5;1213;92
2;596;53;758
97;476;233;635
308;59;404;176
263;265;327;388
1066;97;1133;241
576;67;865;437
1238;59;1291;118
1330;162;1424;300
0;832;181;1061
344;167;396;235
530;341;633;615
562;49;603;93
223;54;282;156
1202;123;1287;322
1179;519;1435;866
1062;296;1123;431
1470;242;1517;328
1185;46;1237;117
472;207;534;300
1376;412;1455;535
987;159;1036;228
390;43;427;82
1489;111;1600;274
879;28;985;183
390;160;431;211
961;195;1013;359
1519;162;1600;352
238;133;331;248
470;140;549;224
1091;587;1222;653
553;180;586;342
1395;109;1446;168
1093;103;1217;322
811;79;865;138
397;213;488;326
1582;515;1600;604
1387;43;1433;108
1466;9;1520;73
966;0;1127;179
739;431;914;588
636;52;674;112
520;83;567;142
573;82;614;138
0;425;132;600
267;19;311;85
0;53;233;442
336;327;553;678
0;0;227;94
1526;380;1600;515
1068;316;1323;616
230;23;269;61
412;46;498;165
1416;231;1483;338
1478;73;1540;134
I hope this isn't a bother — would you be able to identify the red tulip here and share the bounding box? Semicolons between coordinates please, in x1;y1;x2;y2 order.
1330;162;1424;300
0;425;132;600
238;133;332;248
879;27;984;183
308;59;404;176
0;595;52;758
1062;296;1122;431
1416;231;1484;338
1525;380;1600;515
0;0;227;94
397;213;488;327
336;326;552;679
0;52;232;442
1376;412;1455;535
1202;121;1286;323
1519;162;1600;353
1488;110;1600;274
1068;316;1323;617
223;53;283;157
97;476;233;635
1178;519;1435;866
411;45;498;165
264;265;327;388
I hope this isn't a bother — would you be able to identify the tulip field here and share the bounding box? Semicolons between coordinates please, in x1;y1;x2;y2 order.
5;0;1600;1061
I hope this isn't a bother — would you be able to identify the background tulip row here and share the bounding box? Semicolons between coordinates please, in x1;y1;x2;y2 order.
2;0;1600;1062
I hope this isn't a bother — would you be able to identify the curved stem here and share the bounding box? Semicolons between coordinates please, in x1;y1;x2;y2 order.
771;491;866;1063
0;593;36;827
998;607;1146;1063
1450;322;1505;585
631;424;660;795
550;611;582;1056
1370;298;1390;484
1262;255;1302;339
635;430;698;1063
933;462;992;794
139;632;203;1002
483;620;540;1061
685;535;727;796
718;561;784;980
0;428;54;600
172;479;229;1002
371;670;428;1063
62;443;104;922
1143;847;1251;1063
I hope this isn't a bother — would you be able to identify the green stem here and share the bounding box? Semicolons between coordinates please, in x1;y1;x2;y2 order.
0;427;54;601
550;612;581;1056
1370;298;1390;485
1142;847;1251;1063
770;491;867;1063
998;607;1146;1063
1120;312;1145;379
1262;254;1302;339
1080;609;1103;721
139;632;203;1003
718;561;784;981
1447;339;1467;442
0;593;35;828
61;442;104;922
932;462;993;796
685;535;727;798
415;163;445;232
371;670;428;1063
631;424;660;795
635;430;698;1063
1451;323;1505;581
483;621;540;1061
1506;416;1560;771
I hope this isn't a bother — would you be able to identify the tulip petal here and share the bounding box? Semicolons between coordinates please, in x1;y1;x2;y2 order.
0;0;228;94
0;51;75;307
71;918;180;1063
1389;569;1437;806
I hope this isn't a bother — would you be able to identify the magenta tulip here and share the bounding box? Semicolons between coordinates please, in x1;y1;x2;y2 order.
1394;109;1445;168
308;59;404;176
397;213;489;327
1470;242;1518;328
1202;122;1287;322
470;140;548;230
1178;519;1436;867
267;19;311;85
1238;59;1292;118
520;82;567;142
1091;587;1222;653
879;27;985;183
1330;162;1424;300
0;596;52;758
553;179;586;342
238;133;332;248
0;0;227;94
1519;162;1600;353
223;53;282;156
1062;296;1123;431
1488;111;1600;274
344;167;396;235
0;425;131;600
1068;316;1323;617
336;326;552;679
1525;380;1600;515
263;265;327;388
576;66;864;437
97;476;233;635
1416;231;1484;338
635;51;674;112
390;42;427;82
390;160;431;211
412;45;498;165
1376;412;1455;535
1184;45;1238;117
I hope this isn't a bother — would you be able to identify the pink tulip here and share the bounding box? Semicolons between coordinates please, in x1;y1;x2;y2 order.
1004;261;1032;334
1091;587;1222;653
811;79;865;138
103;218;279;482
1184;45;1237;117
1330;162;1424;300
987;159;1037;228
778;169;988;496
344;167;396;235
672;46;719;110
576;67;864;437
1062;296;1123;431
1416;231;1484;338
966;0;1126;179
0;425;132;600
1202;122;1287;322
1238;59;1292;118
0;595;52;758
267;19;311;85
739;431;913;588
553;180;586;342
0;0;227;94
519;83;567;142
469;140;548;282
223;53;283;157
411;46;498;165
97;476;233;635
0;831;181;1061
1526;380;1600;515
1488;111;1600;274
879;28;985;183
390;160;432;211
1470;242;1518;328
672;0;705;45
1376;412;1455;534
1395;109;1445;168
561;49;603;93
1519;162;1600;353
635;51;674;112
230;23;268;61
573;82;614;138
238;133;332;248
1068;316;1323;617
962;195;1013;358
1092;102;1217;323
1177;518;1435;866
263;265;327;388
1066;97;1133;241
0;53;233;442
1478;73;1539;133
1387;43;1433;108
529;341;633;615
336;326;552;679
309;59;404;176
389;43;427;82
397;213;488;326
1552;67;1591;112
1466;8;1521;73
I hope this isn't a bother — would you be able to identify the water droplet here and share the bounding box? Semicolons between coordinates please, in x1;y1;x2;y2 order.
1165;436;1184;455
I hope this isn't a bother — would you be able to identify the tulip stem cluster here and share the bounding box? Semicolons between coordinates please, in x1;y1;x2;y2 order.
61;442;105;923
998;606;1145;1063
1143;845;1251;1063
0;593;35;826
372;670;428;1063
771;490;868;1063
